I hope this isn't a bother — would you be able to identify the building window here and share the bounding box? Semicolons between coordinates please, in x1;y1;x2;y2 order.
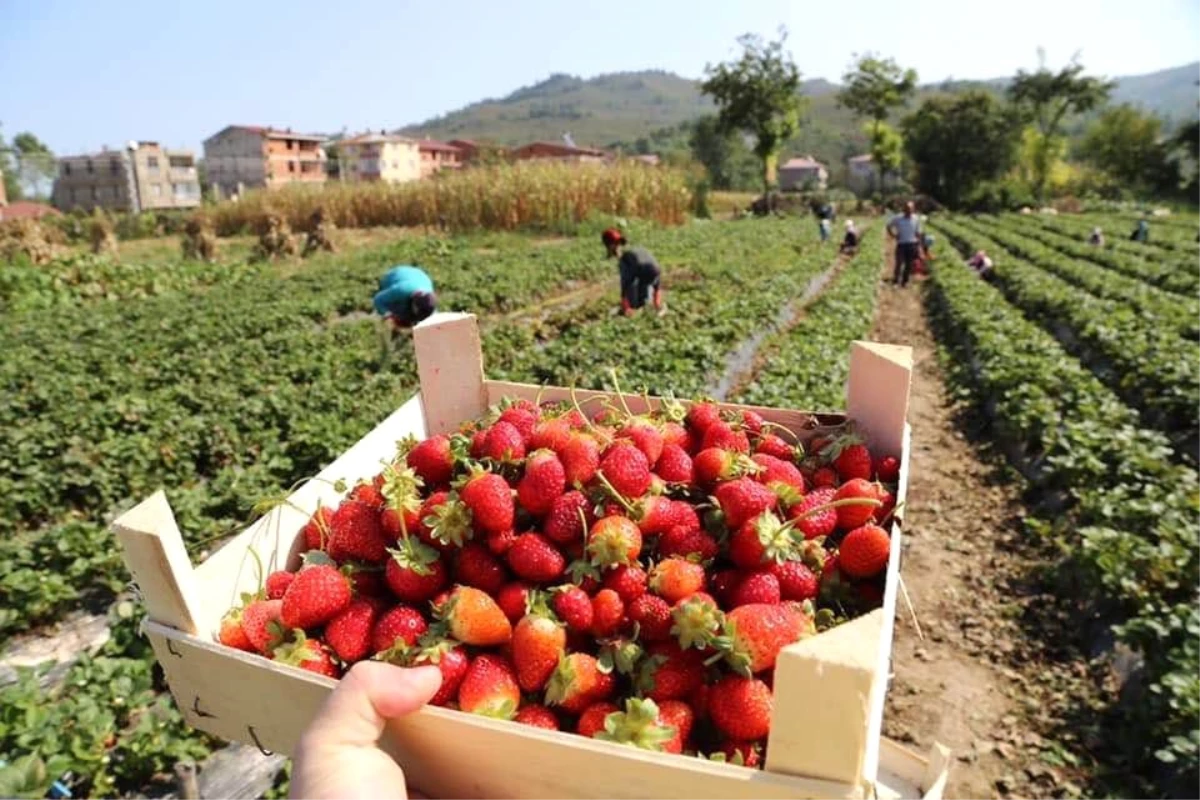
63;163;72;176
152;184;162;197
287;140;294;150
147;156;159;168
288;161;296;173
86;160;94;174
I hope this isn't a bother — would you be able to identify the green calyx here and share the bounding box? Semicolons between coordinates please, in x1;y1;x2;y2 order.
273;629;321;667
425;493;474;547
598;638;644;676
595;698;674;751
670;596;726;651
387;536;439;576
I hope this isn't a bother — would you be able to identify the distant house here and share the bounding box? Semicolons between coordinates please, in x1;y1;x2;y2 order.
446;139;481;162
510;141;608;163
203;125;326;198
0;201;62;222
340;133;420;184
778;156;828;191
846;154;900;195
52;142;201;213
631;154;661;167
418;139;464;178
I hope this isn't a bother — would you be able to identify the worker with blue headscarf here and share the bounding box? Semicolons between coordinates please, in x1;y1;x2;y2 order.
373;265;437;329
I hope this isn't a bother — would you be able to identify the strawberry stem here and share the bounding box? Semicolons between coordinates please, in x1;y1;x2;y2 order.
791;496;882;521
593;469;637;514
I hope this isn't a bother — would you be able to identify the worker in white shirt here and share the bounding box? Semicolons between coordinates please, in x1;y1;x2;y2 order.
886;201;922;288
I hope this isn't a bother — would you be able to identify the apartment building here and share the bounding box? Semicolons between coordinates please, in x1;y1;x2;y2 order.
203;125;326;197
340;133;421;183
417;139;464;178
51;142;201;213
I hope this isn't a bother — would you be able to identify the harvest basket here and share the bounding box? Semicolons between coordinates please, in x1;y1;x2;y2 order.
114;312;949;799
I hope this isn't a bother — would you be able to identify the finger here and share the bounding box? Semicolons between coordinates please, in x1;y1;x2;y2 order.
302;662;442;750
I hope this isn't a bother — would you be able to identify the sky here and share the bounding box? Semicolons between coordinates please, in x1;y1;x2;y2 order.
2;0;1197;156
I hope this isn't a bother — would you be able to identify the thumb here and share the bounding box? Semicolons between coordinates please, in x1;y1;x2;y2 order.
300;662;442;751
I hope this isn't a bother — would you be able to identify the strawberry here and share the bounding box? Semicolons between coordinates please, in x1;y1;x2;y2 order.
598;442;651;499
587;516;643;567
460;469;515;536
710;569;741;607
657;700;695;754
454;543;508;595
515;704;561;730
577;701;621;738
512;612;567;692
480;421;526;463
656;444;694;484
507;533;566;583
709;675;773;741
874;454;901;483
729;512;796;569
441;586;512;646
552;585;594;634
670;594;724;650
407;434;455;486
346;565;387;598
729;571;781;607
324;599;377;664
686;402;722;435
623;495;673;536
301;506;334;551
769;560;819;602
628;594;673;642
604;564;647;604
272;632;339;678
458;654;520;719
371;605;428;654
417;490;462;551
265;570;294;600
530;416;573;452
543;490;593;545
702;421;750;454
218;608;254;652
839;524;891;578
752;454;806;495
739;410;765;435
649;558;706;604
486;527;517;556
811;465;839;488
833;478;883;530
593;697;677;751
833;443;873;482
637;642;705;702
498;404;539;443
720;603;808;675
590;588;627;638
788;487;838;539
693;448;739;489
754;432;795;461
379;464;424;541
616;419;664;467
715;478;778;530
280;564;351;630
517;450;567;516
469;429;488;459
874;488;897;524
329;500;389;563
349;481;385;509
496;581;533;624
384;539;447;603
416;641;470;707
559;432;601;486
661;421;692;452
241;599;285;654
658;526;719;561
546;652;611;714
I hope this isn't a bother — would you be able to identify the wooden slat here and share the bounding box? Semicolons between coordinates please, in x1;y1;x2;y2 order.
112;491;202;633
412;312;487;435
846;341;913;458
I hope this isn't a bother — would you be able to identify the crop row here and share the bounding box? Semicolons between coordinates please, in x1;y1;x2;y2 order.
934;218;1199;461
924;244;1199;793
1025;212;1200;259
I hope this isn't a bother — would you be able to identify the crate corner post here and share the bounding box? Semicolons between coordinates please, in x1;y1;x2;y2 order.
412;312;488;436
111;490;202;634
846;341;913;456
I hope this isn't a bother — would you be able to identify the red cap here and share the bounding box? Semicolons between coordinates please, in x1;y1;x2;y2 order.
601;228;626;246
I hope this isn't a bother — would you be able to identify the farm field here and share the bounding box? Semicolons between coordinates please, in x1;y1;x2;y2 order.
0;211;1197;798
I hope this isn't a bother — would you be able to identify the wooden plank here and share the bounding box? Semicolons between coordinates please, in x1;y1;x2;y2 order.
412;312;487;435
920;743;953;800
195;743;287;800
112;491;202;633
0;611;110;689
846;341;913;458
146;623;866;800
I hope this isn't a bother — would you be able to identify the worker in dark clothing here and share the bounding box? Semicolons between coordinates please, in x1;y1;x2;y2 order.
1130;219;1150;243
602;228;665;316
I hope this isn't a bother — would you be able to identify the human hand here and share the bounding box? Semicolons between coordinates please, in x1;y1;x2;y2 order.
290;662;442;799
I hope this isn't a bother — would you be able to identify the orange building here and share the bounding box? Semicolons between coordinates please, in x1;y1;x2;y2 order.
203;125;326;198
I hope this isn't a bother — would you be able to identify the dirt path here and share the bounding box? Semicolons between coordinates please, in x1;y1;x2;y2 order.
869;266;1051;798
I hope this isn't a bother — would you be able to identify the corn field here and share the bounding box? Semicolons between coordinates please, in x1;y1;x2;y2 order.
206;161;693;235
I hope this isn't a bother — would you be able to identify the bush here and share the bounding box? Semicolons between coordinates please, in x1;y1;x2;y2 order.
964;177;1036;213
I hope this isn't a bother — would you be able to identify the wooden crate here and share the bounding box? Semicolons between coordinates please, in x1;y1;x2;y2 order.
114;312;948;799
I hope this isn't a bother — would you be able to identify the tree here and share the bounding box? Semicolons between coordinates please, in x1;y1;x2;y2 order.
902;91;1023;207
688;115;758;191
700;28;804;192
1078;105;1176;194
838;55;918;192
10;132;56;199
1007;54;1114;199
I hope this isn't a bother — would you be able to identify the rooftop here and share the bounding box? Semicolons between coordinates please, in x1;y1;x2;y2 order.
781;156;825;169
418;139;463;153
0;201;62;222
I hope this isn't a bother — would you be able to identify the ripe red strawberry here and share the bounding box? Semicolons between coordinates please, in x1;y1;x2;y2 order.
273;633;339;678
496;581;533;624
417;490;460;551
754;433;795;461
469;428;488;459
649;558;706;604
454;543;508;595
686;402;722;435
670;594;724;650
590;588;627;638
301;506;334;551
874;488;897;524
834;478;883;530
241;598;284;654
218;608;254;652
441;586;512;646
480;421;526;463
661;421;692;452
416;641;470;707
729;512;796;569
658;526;719;561
729;571;781;607
552;585;594;634
716;478;778;530
752;454;806;495
329;500;389;563
577;701;621;738
598;442;651;498
517;450;567;516
769;560;819;602
693;448;739;489
546;652;611;714
587;516;643;567
739;410;764;434
710;568;741;607
874;454;901;483
788;487;838;539
839;524;891;578
265;570;294;600
371;605;428;654
461;469;515;536
543;490;593;545
656;444;694;484
324;599;377;664
637;642;705;702
498;405;539;443
559;432;601;486
616;419;664;467
530;416;573;452
507;533;566;583
346;566;387;598
384;539;448;603
406;434;455;486
628;594;673;642
280;564;351;629
515;704;561;730
721;603;807;674
833;443;873;482
512;612;567;692
458;654;520;719
658;700;695;754
710;676;773;741
486;527;517;556
720;740;763;768
811;466;839;488
349;481;386;509
604;564;647;604
702;421;750;454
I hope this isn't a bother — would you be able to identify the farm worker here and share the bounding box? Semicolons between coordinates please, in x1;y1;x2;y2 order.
1089;227;1104;247
373;265;438;329
291;661;441;798
602;228;665;316
818;217;832;243
967;249;994;281
839;220;860;254
1130;219;1149;243
886;201;923;288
